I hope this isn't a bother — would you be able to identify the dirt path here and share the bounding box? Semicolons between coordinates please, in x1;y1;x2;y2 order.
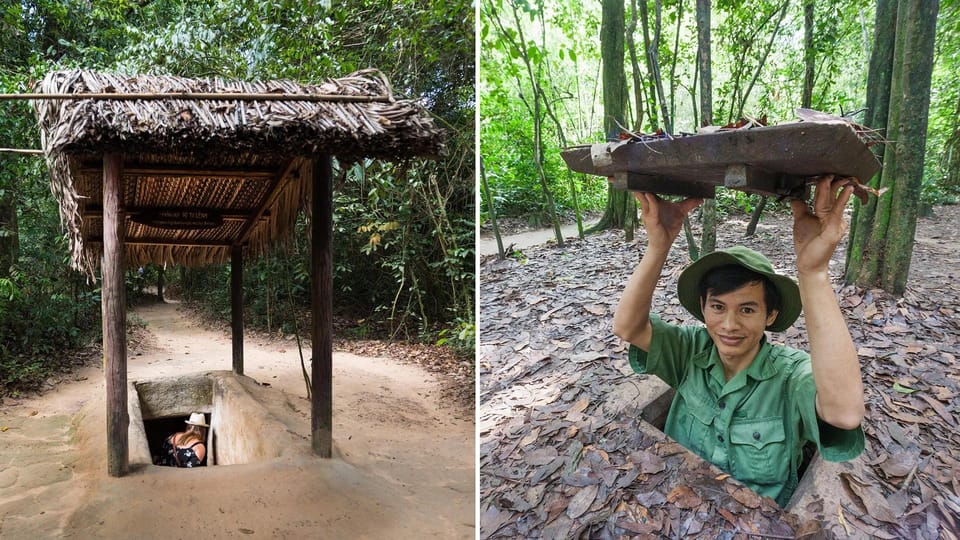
0;301;474;539
478;221;597;256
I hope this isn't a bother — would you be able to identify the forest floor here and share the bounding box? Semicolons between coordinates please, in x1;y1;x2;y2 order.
479;203;960;538
0;300;475;539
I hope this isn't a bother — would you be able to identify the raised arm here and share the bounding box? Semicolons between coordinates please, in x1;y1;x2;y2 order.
790;176;865;430
613;193;702;351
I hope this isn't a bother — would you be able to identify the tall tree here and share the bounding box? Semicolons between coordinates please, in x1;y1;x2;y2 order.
846;0;898;278
0;186;16;278
845;0;939;294
695;0;716;258
593;0;633;239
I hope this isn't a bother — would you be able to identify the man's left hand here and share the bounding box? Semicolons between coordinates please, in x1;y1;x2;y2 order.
790;175;856;275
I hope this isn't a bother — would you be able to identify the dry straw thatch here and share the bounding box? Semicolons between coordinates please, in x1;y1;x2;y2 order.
34;69;445;276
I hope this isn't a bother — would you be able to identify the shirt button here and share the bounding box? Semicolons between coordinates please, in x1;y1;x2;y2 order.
753;432;761;441
717;434;724;443
718;400;726;409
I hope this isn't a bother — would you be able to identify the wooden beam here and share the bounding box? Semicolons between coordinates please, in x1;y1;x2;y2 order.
102;153;128;477
311;155;333;458
88;238;233;248
83;206;270;222
235;159;301;247
231;246;244;375
78;164;277;179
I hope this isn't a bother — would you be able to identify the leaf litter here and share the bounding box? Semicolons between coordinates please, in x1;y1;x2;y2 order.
480;204;960;539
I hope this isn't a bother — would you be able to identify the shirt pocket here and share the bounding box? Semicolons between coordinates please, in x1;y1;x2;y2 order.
674;389;716;456
729;418;788;487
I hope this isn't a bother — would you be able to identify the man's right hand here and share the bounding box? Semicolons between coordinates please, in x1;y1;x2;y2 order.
635;192;703;250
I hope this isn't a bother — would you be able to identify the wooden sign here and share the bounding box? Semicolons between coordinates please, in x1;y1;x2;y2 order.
130;209;224;230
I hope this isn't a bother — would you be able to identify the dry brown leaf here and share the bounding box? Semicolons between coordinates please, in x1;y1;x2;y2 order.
879;450;918;478
731;486;761;509
583;304;606;316
566;483;599;519
524;447;559;466
840;472;899;524
666;486;702;509
569;397;590;415
519;427;541;447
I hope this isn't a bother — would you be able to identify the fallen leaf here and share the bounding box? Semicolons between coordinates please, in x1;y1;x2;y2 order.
519;427;541;447
666;486;702;509
566;483;599;519
718;507;737;526
840;473;899;523
524;447;559;466
568;397;589;415
731;486;761;509
583;304;606;316
879;450;918;478
893;381;918;394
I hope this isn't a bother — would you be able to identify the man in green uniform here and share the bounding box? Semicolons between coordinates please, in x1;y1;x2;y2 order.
613;176;865;507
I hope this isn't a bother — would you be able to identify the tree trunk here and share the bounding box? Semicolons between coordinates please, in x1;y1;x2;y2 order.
0;189;17;278
846;0;898;281
847;0;939;295
944;91;960;191
801;0;816;108
532;93;565;248
594;0;632;235
745;196;768;237
696;0;716;257
157;266;165;301
480;156;505;259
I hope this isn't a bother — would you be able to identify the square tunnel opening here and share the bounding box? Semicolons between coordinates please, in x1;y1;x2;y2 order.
128;372;312;468
143;414;210;466
636;383;821;507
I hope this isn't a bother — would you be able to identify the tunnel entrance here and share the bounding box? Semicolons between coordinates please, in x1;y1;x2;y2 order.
144;414;210;466
127;371;313;468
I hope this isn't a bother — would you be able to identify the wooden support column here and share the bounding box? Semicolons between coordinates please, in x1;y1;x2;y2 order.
102;153;128;477
231;246;244;375
310;155;333;457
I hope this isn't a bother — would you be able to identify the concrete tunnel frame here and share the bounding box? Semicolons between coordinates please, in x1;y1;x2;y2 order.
128;372;313;467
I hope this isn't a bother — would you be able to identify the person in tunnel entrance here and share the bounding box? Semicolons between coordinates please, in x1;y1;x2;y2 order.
157;412;208;468
613;176;865;507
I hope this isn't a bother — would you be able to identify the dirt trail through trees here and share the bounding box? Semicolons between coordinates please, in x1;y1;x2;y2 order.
0;301;474;539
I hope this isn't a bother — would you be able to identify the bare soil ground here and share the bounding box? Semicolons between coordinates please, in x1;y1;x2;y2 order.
479;204;960;538
0;300;475;539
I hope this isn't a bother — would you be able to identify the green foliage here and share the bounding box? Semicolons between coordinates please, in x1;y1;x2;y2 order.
480;0;608;220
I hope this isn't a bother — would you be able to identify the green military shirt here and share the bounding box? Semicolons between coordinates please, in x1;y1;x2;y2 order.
629;315;864;507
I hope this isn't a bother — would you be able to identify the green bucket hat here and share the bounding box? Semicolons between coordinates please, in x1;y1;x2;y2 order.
677;245;801;332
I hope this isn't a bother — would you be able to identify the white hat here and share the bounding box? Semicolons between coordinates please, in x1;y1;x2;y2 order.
185;412;208;427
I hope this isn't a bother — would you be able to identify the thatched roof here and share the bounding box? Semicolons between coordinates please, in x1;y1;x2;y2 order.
34;69;445;275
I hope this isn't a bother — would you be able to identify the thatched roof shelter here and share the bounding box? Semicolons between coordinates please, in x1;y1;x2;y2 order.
32;68;446;476
34;69;444;274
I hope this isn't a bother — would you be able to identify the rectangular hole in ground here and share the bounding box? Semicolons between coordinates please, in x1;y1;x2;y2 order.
641;388;821;505
144;414;210;466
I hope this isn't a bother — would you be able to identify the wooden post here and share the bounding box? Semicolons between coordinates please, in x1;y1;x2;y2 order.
102;153;128;477
311;155;333;457
231;246;244;375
